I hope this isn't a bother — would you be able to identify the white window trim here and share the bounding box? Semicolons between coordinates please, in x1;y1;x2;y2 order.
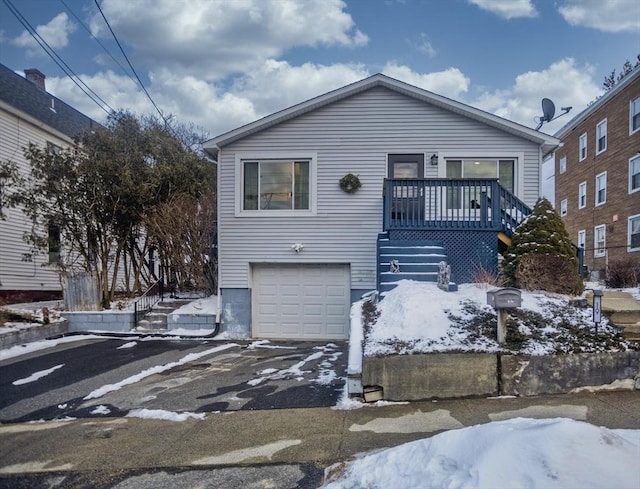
578;181;587;209
629;214;640;252
438;152;524;198
595;118;607;155
560;199;567;216
577;229;586;251
234;152;318;217
579;133;587;162
631;96;640;136
630;155;640;194
595;171;607;206
559;156;567;174
594;224;606;258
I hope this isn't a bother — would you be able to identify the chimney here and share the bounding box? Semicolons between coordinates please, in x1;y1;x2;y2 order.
24;69;46;91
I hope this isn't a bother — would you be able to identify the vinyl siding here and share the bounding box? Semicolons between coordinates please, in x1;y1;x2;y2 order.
218;87;543;289
0;105;71;291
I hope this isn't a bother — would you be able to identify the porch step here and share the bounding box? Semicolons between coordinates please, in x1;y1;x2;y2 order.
134;299;192;332
377;238;454;296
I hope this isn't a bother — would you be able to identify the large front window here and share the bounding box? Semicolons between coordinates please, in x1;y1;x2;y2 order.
445;159;514;209
243;160;309;211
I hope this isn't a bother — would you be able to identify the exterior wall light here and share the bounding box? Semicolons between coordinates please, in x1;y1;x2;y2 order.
430;153;439;165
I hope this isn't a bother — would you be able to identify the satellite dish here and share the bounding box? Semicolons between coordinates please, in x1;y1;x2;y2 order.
541;98;555;122
535;98;571;131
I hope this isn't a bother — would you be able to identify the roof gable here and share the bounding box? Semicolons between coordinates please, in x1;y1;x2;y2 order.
204;73;559;157
0;63;100;138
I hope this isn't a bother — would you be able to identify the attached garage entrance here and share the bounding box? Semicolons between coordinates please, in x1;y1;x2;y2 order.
251;264;350;340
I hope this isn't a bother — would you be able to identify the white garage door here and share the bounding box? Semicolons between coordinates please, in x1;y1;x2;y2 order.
252;264;350;340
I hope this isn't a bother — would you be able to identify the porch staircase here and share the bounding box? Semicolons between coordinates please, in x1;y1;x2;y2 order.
377;235;453;297
134;299;192;332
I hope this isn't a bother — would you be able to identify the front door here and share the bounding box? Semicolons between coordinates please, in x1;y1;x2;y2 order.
388;154;425;223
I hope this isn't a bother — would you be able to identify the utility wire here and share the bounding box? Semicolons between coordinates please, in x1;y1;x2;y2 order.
93;0;171;128
59;0;132;81
2;0;114;115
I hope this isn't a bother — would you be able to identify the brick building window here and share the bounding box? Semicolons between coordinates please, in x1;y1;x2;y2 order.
559;156;567;174
560;199;567;216
629;215;640;251
630;155;640;194
596;119;607;154
579;133;587;161
577;229;586;251
578;181;587;209
594;225;606;257
631;96;640;135
595;172;606;206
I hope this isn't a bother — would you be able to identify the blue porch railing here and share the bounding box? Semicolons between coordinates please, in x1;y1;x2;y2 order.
383;178;531;235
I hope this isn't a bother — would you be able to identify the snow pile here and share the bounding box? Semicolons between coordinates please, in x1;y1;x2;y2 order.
322;418;640;489
364;281;633;356
171;295;218;316
126;408;205;421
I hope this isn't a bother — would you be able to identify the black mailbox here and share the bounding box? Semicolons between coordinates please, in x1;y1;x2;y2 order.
487;287;522;309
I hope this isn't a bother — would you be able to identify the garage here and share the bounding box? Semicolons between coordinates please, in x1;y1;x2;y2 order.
251;263;351;340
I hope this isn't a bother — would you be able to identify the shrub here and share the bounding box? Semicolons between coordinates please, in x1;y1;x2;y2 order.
605;258;640;288
503;197;583;295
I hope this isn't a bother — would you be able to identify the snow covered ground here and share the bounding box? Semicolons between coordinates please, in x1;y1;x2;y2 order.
359;280;636;357
322;417;640;489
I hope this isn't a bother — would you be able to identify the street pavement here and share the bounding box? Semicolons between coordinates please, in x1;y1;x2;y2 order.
0;389;639;488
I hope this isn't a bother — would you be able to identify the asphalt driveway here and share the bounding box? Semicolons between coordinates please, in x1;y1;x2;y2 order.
0;337;347;423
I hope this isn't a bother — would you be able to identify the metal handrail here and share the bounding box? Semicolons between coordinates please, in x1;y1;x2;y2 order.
133;278;164;328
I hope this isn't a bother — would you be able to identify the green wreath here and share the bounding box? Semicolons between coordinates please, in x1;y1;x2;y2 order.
339;173;362;193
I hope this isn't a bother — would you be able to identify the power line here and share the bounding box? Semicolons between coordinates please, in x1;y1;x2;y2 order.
59;0;133;82
93;0;171;128
2;0;114;115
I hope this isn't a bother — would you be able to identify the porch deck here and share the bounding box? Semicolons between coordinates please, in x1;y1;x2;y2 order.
383;178;531;236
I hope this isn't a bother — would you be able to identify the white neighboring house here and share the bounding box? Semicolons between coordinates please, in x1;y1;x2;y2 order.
0;64;100;302
203;74;559;341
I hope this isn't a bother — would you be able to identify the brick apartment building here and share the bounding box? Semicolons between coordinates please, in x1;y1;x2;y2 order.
554;66;640;277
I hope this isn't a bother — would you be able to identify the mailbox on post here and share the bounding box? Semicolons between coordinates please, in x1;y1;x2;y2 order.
487;287;522;344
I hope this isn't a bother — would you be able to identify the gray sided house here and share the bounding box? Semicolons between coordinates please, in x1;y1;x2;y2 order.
204;74;559;341
0;64;99;301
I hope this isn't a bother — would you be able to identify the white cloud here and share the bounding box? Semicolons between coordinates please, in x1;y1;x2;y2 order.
412;33;437;57
558;0;640;33
473;58;602;133
382;63;470;99
12;12;76;56
467;0;537;19
89;0;368;80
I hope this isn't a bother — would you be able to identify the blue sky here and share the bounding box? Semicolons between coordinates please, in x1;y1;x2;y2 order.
0;0;638;137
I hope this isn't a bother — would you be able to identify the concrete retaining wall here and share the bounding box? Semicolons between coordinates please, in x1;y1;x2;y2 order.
168;313;216;331
62;311;134;332
362;353;498;400
362;351;640;400
501;351;640;396
0;321;68;348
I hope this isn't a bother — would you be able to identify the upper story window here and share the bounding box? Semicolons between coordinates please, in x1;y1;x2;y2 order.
596;119;607;154
559;156;567;174
578;181;587;209
594;225;606;258
579;133;587;161
46;141;63;155
629;215;640;252
560;199;568;217
630;155;640;194
48;221;61;264
631;96;640;135
595;171;607;206
242;159;310;212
